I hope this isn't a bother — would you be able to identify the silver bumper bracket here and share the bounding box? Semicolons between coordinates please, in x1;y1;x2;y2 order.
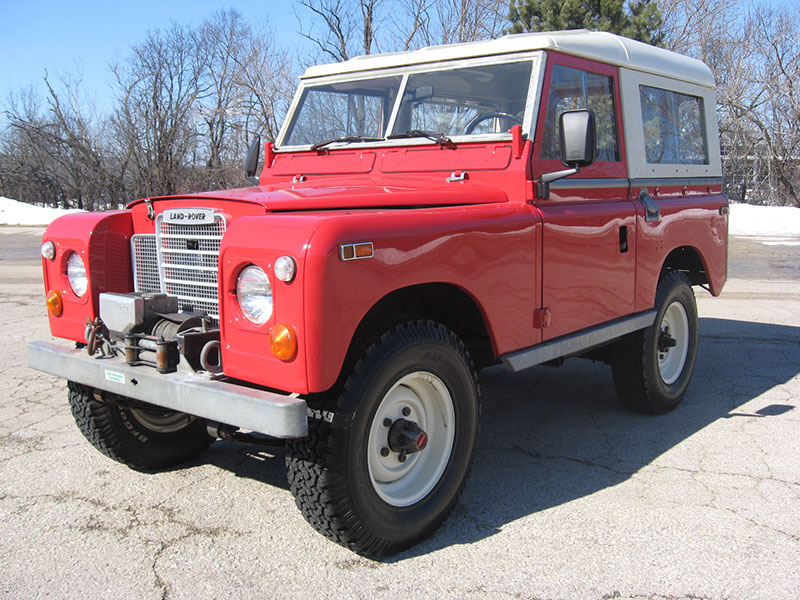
27;341;308;438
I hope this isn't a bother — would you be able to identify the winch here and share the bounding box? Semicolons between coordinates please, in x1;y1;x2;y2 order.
89;292;222;375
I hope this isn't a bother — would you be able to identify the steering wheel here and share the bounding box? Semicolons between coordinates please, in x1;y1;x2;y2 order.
464;112;523;134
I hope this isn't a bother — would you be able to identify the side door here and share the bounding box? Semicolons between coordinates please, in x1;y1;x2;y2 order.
532;53;635;341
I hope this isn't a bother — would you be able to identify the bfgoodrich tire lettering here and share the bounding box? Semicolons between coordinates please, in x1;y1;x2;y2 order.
612;271;699;414
285;320;480;558
68;381;213;471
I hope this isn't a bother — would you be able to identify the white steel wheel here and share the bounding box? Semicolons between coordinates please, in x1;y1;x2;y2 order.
285;320;480;557
367;371;456;506
657;301;690;385
611;271;699;415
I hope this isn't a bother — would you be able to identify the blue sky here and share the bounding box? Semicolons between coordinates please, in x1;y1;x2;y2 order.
0;1;308;114
1;0;792;117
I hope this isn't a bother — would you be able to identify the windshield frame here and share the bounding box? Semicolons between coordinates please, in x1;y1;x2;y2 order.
276;52;543;151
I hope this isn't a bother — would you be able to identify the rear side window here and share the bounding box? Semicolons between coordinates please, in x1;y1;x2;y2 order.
541;65;620;162
640;86;708;164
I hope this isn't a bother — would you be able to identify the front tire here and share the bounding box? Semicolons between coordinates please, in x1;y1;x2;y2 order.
286;320;480;558
68;381;213;470
612;271;699;414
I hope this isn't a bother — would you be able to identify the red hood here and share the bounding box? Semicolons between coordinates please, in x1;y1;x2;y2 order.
128;177;507;212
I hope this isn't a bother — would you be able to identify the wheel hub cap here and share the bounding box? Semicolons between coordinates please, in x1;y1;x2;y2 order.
387;418;428;453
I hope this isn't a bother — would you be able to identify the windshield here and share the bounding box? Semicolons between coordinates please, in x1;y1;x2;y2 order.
392;61;532;137
281;59;534;147
283;76;402;146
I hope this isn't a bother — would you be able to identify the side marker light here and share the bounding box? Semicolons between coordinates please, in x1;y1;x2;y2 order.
340;242;374;261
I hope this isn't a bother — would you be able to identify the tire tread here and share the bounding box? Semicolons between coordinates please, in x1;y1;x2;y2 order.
286;320;479;557
611;271;698;414
68;381;212;471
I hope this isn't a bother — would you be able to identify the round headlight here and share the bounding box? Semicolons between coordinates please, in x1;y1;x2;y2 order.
236;266;273;324
67;252;88;297
41;241;56;260
274;256;296;282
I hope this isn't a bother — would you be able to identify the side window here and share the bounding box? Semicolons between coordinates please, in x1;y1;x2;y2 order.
541;65;620;162
639;86;708;164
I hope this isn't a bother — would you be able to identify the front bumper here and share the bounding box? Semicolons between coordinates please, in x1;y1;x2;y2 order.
28;341;308;438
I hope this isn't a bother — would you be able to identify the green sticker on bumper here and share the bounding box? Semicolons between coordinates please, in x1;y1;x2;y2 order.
104;370;125;384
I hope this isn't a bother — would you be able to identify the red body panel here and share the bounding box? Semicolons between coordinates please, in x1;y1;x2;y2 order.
380;144;512;173
215;205;539;394
534;198;636;339
42;211;133;341
218;216;316;393
271;151;376;175
632;186;729;308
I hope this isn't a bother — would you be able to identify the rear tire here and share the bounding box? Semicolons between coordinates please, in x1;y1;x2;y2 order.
286;320;480;558
611;271;699;414
68;381;213;470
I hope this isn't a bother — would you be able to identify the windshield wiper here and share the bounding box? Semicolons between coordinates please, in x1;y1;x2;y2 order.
387;129;456;149
310;135;383;152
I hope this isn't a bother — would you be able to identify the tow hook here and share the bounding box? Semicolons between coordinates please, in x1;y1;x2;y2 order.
387;418;428;455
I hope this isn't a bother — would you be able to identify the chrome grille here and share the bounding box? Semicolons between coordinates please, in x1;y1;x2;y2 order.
131;212;226;321
132;235;160;292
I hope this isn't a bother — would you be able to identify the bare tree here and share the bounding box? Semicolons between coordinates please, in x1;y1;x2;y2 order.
203;11;294;141
1;74;122;210
393;0;509;49
111;23;205;197
660;0;800;206
295;0;384;61
2;9;296;207
737;5;800;207
229;22;296;144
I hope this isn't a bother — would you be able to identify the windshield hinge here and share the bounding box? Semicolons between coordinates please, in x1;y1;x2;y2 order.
446;171;468;183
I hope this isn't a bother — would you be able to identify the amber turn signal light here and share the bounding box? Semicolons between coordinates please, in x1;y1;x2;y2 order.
46;290;63;317
270;323;297;361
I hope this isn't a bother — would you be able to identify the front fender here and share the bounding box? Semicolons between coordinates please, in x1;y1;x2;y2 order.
218;205;538;395
42;211;133;341
303;204;539;393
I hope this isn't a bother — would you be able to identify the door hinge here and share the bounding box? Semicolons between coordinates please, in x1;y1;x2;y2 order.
534;307;552;329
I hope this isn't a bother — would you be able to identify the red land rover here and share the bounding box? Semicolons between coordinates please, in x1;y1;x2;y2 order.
29;30;728;557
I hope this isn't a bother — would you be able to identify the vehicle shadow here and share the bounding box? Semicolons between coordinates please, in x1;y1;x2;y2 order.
190;317;799;558
402;317;799;558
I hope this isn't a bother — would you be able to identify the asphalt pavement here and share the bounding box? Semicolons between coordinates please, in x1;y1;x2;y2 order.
1;227;798;600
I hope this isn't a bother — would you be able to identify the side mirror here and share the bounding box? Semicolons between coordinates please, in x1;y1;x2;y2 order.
537;109;596;200
559;109;595;167
244;135;261;185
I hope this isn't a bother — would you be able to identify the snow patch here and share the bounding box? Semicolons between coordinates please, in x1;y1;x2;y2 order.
728;203;800;238
0;197;85;226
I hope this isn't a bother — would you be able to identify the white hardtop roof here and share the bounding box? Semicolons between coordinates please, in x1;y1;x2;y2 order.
302;30;714;87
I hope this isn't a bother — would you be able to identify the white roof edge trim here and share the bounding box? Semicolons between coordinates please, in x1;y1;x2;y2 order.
301;30;714;88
